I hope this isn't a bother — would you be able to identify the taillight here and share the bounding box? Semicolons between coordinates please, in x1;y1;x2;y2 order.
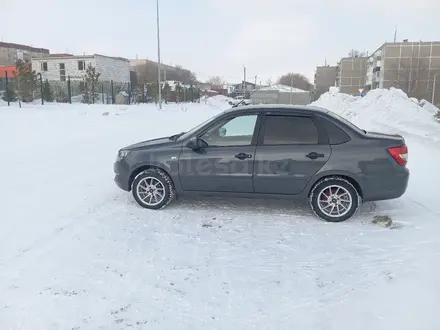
388;145;408;166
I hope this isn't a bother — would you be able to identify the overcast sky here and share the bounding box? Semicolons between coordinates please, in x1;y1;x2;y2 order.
3;0;439;84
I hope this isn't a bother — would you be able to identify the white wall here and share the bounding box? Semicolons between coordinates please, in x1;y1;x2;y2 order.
95;55;130;83
32;55;130;83
32;57;95;81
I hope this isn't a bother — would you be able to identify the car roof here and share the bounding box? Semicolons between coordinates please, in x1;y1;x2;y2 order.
225;104;329;115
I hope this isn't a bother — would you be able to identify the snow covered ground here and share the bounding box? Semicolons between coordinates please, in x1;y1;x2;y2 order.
1;92;440;329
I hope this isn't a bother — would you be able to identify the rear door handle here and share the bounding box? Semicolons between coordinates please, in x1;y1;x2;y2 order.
235;153;252;160
306;152;325;160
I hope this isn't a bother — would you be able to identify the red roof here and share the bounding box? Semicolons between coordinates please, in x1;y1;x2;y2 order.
0;66;17;78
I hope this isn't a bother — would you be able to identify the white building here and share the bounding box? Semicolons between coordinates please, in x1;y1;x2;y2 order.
365;49;383;90
32;54;130;83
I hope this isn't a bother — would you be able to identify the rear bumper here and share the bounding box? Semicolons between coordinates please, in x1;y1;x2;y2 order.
363;167;409;202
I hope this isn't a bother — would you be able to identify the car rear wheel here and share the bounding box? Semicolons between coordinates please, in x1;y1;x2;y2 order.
309;177;361;222
132;168;175;210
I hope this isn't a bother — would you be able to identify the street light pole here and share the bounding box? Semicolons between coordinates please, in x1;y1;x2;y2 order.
432;72;439;105
156;0;162;109
289;74;294;104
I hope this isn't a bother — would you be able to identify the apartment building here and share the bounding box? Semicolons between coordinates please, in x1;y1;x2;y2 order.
365;40;440;101
0;42;49;66
314;65;338;99
32;54;130;83
337;56;368;95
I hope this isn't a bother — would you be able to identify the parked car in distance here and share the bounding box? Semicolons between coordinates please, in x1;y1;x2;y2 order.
229;96;251;106
114;104;409;222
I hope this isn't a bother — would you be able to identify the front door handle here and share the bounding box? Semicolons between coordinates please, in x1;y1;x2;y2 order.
235;153;252;160
306;152;325;160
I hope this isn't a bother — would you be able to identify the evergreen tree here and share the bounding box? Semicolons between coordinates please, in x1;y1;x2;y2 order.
13;60;39;103
82;64;101;104
175;83;182;103
163;82;170;104
147;82;158;102
189;84;194;102
42;80;54;102
2;87;17;102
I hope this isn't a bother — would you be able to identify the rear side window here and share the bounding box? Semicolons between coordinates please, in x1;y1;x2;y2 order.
262;115;319;145
321;119;351;145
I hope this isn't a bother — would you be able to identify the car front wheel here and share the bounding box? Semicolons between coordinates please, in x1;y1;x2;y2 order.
309;177;361;222
132;168;175;210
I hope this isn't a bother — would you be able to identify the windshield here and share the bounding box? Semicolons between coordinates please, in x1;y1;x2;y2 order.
326;110;366;133
177;111;226;141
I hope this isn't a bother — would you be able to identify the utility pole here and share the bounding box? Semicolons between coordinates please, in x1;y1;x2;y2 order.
289;74;294;104
243;66;246;97
254;75;257;90
432;72;439;105
156;0;162;109
39;73;44;105
393;27;397;43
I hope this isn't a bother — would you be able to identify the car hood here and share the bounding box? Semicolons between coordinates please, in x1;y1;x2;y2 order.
123;136;178;150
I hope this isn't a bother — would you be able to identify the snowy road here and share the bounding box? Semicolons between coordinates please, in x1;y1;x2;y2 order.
1;98;440;329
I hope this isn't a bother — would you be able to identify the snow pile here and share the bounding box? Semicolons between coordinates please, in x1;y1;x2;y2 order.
312;87;440;139
312;88;358;113
419;98;440;115
203;94;232;109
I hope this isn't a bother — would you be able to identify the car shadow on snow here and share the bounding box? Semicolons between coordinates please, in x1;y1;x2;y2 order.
124;194;380;225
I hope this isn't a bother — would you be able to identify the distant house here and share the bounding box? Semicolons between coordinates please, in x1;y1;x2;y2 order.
32;54;130;83
231;81;257;97
250;84;311;105
0;41;49;66
130;59;193;84
0;66;17;78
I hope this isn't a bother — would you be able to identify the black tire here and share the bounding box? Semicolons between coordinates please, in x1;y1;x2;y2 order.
309;177;361;222
131;168;175;210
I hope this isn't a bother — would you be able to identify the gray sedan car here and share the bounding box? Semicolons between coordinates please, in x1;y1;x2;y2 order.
114;105;409;222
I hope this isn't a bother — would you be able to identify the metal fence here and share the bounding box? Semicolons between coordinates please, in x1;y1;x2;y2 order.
1;75;202;106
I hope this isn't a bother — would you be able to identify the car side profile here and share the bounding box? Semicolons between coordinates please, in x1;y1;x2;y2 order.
114;105;409;222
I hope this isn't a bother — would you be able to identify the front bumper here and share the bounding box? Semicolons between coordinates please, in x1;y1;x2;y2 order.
114;160;131;191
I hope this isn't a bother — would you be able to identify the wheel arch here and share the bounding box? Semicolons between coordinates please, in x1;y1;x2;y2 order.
129;164;173;191
308;173;363;198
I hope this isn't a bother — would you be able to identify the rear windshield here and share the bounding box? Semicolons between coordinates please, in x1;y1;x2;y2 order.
326;110;365;134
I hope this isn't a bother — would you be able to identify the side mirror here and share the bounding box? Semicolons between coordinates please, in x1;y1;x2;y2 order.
186;137;207;150
219;127;226;137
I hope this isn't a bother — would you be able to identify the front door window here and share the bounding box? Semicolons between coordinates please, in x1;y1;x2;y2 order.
200;115;258;147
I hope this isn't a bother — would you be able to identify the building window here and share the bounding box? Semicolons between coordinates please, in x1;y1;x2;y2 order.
376;55;381;61
41;62;48;71
59;63;66;81
78;60;85;71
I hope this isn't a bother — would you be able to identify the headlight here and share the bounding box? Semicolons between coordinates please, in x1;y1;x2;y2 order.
116;149;130;161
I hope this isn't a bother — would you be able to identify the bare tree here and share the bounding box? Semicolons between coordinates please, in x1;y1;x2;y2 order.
206;76;224;87
265;79;273;86
277;73;312;91
348;49;366;58
189;72;197;83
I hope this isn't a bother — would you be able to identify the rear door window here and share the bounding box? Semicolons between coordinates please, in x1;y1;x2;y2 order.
262;115;319;145
320;119;351;145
